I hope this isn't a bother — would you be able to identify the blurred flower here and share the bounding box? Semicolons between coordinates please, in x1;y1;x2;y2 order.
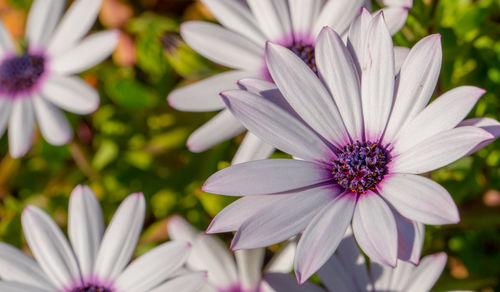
0;0;118;158
113;32;137;67
265;231;448;292
0;185;205;292
203;11;500;283
99;0;134;29
168;215;296;292
168;0;412;164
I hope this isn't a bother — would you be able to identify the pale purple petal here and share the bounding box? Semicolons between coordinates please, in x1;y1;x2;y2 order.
346;8;373;76
393;210;424;264
394;46;409;73
33;95;73;146
264;240;296;273
295;192;356;284
235;249;265;290
352;192;398;267
232;132;275;164
8;98;34;158
391;126;494;174
458;117;500;154
264;273;326;292
380;7;409;35
167;215;199;242
203;159;332;196
25;0;65;46
404;253;447;292
289;0;322;39
313;0;365;36
0;281;51;292
380;0;413;7
181;21;263;70
42;76;100;115
247;0;292;42
149;272;208;292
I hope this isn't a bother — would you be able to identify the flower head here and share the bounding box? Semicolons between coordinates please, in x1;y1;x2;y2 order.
168;0;412;163
0;185;206;292
0;0;119;158
202;11;500;283
167;215;296;292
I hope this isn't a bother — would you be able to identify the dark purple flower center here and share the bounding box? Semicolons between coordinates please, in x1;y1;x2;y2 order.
0;54;45;96
70;285;113;292
287;41;317;75
332;141;390;193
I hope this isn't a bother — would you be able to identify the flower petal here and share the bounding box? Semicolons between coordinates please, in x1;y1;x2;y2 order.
264;240;296;273
247;0;292;42
168;70;254;112
221;89;333;161
115;241;191;291
68;185;104;278
201;0;266;44
458;117;500;154
181;21;263;70
347;8;373;75
25;0;65;46
404;253;447;292
33;95;73;146
8;98;34;158
22;206;82;290
380;7;409;35
167;215;199;243
51;30;119;75
316;27;363;140
93;193;145;281
232;132;275;164
394;46;410;73
393;210;424;264
0;98;12;137
149;272;208;292
231;184;341;250
352;192;398;267
266;42;349;147
295;192;356;284
186;109;245;153
264;273;326;292
48;0;103;55
313;0;365;36
0;281;51;292
235;249;265;290
379;174;460;225
391;126;494;174
203;159;332;196
289;0;322;40
0;21;14;53
42;76;99;115
0;243;55;290
383;34;442;142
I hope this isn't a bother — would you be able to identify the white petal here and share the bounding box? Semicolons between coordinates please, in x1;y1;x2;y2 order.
186;109;245;153
8;98;35;158
201;0;266;44
221;89;334;161
458;117;500;154
346;8;373;76
48;0;103;55
394;86;485;153
232;132;275;164
380;7;409;35
168;70;254;112
264;240;296;273
387;259;416;290
42;76;100;115
93;193;145;281
265;42;349;147
203;159;332;196
0;243;55;290
33;95;73;146
235;249;265;290
383;34;442;142
115;241;191;291
231;185;341;250
167;215;199;243
68;185;104;278
181;21;263;70
0;281;51;292
313;0;365;36
316;27;363;140
289;0;322;40
0;20;14;53
149;272;208;292
247;0;292;42
394;46;410;73
0;98;12;137
352;192;398;267
391;126;494;174
25;0;65;46
295;192;356;283
22;206;82;290
404;253;447;292
380;0;413;7
51;30;119;75
393;210;424;264
360;13;395;141
264;273;326;292
379;174;460;225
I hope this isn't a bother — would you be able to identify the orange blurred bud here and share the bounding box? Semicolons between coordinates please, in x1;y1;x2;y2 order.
99;0;134;29
113;32;136;67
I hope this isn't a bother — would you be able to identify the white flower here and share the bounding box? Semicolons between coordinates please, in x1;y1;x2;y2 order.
0;185;206;292
168;0;412;164
167;215;296;292
0;0;119;158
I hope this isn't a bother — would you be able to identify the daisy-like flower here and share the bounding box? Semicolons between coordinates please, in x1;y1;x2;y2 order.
202;10;500;283
0;185;206;292
168;0;412;164
0;0;119;158
265;232;448;292
167;215;296;292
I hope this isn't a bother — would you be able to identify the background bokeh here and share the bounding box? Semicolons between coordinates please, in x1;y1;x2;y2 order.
0;0;499;290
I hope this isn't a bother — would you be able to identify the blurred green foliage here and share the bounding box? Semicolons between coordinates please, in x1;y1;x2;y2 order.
0;0;499;291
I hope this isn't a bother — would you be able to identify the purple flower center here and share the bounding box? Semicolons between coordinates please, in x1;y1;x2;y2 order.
70;285;113;292
287;41;317;75
0;54;45;96
332;141;390;193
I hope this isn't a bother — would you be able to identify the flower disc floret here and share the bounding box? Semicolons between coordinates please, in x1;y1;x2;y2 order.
0;54;45;96
71;285;113;292
287;42;317;75
332;141;390;193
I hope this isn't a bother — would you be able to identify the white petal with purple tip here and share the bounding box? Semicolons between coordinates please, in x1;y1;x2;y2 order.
42;76;100;115
33;95;73;146
404;253;447;292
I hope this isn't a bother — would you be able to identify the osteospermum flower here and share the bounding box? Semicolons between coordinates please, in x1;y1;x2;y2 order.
168;0;412;164
168;215;296;292
0;185;206;292
265;232;448;292
0;0;118;158
202;11;500;283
